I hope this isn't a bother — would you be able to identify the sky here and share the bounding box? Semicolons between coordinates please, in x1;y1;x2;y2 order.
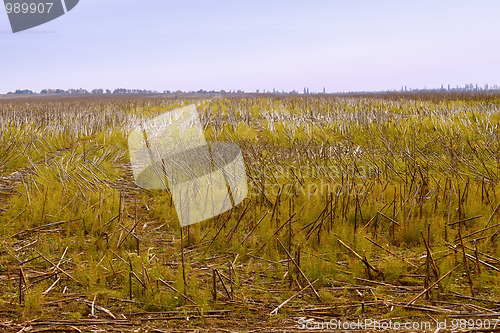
0;0;499;94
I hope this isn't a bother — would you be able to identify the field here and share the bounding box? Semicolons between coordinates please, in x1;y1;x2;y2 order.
1;92;500;332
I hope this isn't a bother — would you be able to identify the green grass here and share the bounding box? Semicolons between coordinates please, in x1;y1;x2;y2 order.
1;94;500;323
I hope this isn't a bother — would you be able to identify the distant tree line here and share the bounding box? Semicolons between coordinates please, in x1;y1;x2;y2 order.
399;83;499;93
6;88;158;95
5;84;500;96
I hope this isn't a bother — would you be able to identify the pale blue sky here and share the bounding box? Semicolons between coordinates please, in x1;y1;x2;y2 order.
0;0;499;93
